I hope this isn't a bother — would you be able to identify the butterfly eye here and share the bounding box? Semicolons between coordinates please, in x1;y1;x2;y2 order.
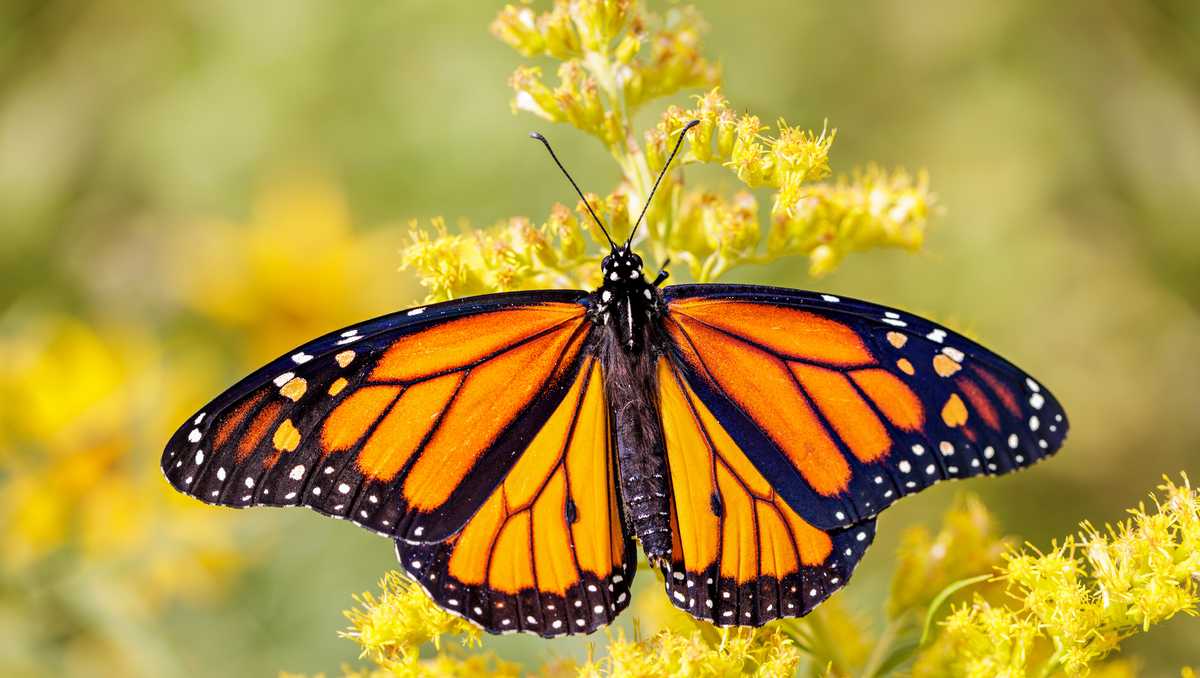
601;255;613;269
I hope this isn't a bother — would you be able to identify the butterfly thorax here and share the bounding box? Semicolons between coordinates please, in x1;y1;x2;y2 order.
592;247;674;562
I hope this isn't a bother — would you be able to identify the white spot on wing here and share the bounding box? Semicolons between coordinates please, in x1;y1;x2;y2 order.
273;372;295;387
926;328;947;343
291;352;313;364
942;346;965;363
407;307;425;316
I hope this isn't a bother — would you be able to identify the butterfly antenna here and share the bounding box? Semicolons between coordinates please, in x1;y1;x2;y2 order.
626;119;700;248
529;131;617;252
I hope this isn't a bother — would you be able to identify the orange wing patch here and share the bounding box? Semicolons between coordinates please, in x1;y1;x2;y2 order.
667;303;927;497
396;358;634;637
670;299;874;366
657;357;873;625
369;305;583;382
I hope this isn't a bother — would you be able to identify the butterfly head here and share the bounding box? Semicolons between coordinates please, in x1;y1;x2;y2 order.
601;247;644;285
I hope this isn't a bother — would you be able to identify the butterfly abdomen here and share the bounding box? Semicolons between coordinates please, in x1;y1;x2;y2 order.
599;318;673;560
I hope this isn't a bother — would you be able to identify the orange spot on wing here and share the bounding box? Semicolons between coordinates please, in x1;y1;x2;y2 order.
320;385;402;453
790;363;891;463
488;511;535;593
957;376;1000;430
214;391;266;451
328;377;349;396
851;368;924;431
272;418;301;452
356;373;463;482
670;299;874;366
668;318;851;496
402;323;586;512
896;358;915;375
933;354;962;377
941;393;969;427
887;331;908;348
971;365;1021;417
279;377;307;401
237;401;282;461
370;305;584;382
335;350;355;367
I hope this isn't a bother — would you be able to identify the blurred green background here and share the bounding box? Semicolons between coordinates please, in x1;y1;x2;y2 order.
1;0;1198;675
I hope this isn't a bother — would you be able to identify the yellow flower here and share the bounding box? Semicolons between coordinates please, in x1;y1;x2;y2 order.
0;313;249;602
401;200;616;303
579;627;801;677
172;172;406;361
342;571;481;670
917;475;1200;677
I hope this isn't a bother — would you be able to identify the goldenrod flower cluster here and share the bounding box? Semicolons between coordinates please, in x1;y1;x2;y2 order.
342;571;482;670
579;628;801;677
402;0;935;303
915;475;1199;677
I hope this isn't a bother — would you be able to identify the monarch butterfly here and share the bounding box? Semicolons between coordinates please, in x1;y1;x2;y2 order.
162;120;1067;637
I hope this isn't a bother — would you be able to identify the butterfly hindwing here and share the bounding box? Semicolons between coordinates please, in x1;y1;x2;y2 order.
662;284;1068;530
656;356;876;625
161;290;594;544
396;356;636;637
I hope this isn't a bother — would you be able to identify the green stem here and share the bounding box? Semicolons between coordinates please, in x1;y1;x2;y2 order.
858;615;911;678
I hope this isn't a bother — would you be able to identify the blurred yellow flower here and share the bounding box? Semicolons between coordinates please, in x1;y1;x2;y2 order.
0;314;247;603
172;172;407;361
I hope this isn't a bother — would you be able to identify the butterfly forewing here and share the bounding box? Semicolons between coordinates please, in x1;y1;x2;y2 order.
161;290;593;543
661;284;1068;531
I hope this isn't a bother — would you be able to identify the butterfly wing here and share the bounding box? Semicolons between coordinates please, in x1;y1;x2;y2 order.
161;290;596;544
661;284;1069;530
656;355;875;625
395;355;635;637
